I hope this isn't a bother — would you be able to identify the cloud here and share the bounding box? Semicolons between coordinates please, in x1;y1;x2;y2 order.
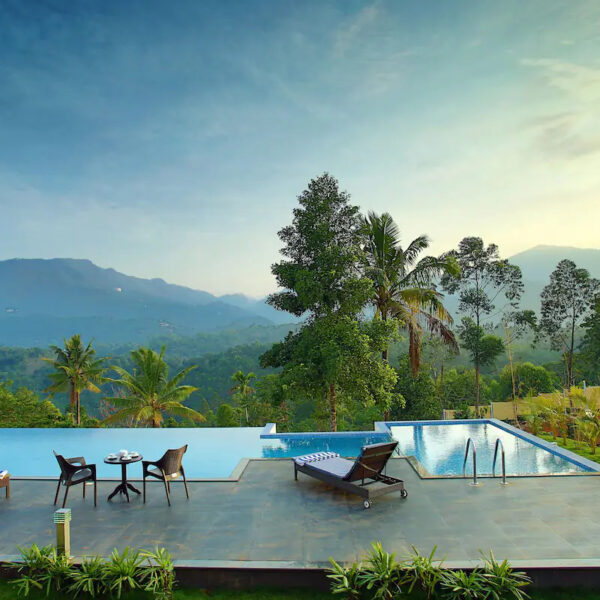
333;1;381;58
521;58;600;103
521;58;600;159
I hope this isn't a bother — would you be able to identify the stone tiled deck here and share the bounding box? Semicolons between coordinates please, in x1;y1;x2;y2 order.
2;458;600;566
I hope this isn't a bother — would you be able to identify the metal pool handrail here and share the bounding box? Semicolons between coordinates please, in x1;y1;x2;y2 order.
462;438;479;486
492;438;508;485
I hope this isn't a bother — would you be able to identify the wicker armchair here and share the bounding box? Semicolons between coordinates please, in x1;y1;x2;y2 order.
142;445;189;506
53;451;97;508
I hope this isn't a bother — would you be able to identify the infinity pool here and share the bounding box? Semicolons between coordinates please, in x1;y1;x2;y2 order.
2;421;597;479
0;427;385;478
389;421;596;476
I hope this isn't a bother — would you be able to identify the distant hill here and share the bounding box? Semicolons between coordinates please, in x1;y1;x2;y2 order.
509;245;600;282
0;258;293;346
440;245;600;316
508;245;600;311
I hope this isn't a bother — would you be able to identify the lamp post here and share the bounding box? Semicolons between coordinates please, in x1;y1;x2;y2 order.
53;508;72;556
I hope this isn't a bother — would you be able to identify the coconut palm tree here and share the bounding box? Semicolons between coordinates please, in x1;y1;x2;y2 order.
230;370;257;425
362;211;459;375
103;347;205;428
44;334;107;425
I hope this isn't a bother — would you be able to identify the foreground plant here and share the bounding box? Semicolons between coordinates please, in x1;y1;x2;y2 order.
401;545;444;599
67;555;106;598
481;551;531;600
8;544;55;597
440;568;487;600
327;558;363;600
359;542;402;600
102;547;145;598
141;546;176;600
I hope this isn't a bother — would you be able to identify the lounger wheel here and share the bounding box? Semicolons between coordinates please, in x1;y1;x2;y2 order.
363;500;371;509
400;489;408;499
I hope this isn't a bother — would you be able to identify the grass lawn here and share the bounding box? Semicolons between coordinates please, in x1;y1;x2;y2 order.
538;432;600;464
0;579;597;600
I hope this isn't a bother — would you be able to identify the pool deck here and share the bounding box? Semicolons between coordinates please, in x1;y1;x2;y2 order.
2;457;600;568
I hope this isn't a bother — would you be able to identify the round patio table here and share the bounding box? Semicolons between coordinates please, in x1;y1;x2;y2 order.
104;455;143;502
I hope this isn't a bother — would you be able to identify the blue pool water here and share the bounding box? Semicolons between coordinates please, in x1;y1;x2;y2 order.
390;421;592;476
0;428;384;478
1;421;595;479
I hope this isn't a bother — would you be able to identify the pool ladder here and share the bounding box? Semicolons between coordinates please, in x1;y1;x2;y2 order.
462;437;509;487
492;438;509;486
462;438;480;486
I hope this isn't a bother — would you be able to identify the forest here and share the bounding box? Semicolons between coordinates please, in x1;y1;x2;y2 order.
1;174;599;432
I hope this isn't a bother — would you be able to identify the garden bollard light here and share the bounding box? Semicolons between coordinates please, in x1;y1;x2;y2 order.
53;508;72;556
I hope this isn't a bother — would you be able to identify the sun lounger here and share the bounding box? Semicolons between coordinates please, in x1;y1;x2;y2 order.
293;441;407;509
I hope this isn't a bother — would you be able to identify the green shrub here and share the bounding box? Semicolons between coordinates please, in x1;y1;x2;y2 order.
9;543;176;599
102;547;144;598
327;545;532;600
8;544;57;597
480;551;531;600
439;569;487;599
327;558;363;600
358;543;402;600
67;555;106;598
141;547;176;600
401;546;443;599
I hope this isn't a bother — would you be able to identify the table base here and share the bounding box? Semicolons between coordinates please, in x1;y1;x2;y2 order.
108;481;141;502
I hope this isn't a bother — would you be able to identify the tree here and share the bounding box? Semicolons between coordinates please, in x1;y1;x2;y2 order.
458;317;504;408
262;173;398;430
580;297;600;384
422;335;460;416
391;355;438;420
44;334;107;425
500;309;538;401
539;260;600;387
216;403;241;427
497;362;556;401
0;381;64;427
439;368;493;411
230;370;257;425
442;237;523;410
103;347;205;428
262;316;400;431
362;211;459;374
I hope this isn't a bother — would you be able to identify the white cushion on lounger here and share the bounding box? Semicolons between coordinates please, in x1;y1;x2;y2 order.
304;457;355;479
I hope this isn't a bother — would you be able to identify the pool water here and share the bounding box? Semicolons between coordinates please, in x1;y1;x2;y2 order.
0;427;384;478
390;421;591;476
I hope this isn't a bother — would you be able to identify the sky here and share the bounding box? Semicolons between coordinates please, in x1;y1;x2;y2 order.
1;0;599;297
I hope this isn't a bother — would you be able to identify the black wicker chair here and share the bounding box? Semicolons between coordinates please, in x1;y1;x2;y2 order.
53;451;97;508
142;445;189;506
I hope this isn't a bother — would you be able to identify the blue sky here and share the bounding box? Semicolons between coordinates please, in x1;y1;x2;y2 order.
1;0;599;296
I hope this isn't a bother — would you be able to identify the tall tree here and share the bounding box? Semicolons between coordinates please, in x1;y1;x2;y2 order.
500;309;538;401
442;237;523;410
580;297;600;384
262;173;399;431
230;370;256;425
458;317;504;412
539;260;599;387
362;211;459;373
103;347;205;428
44;334;107;425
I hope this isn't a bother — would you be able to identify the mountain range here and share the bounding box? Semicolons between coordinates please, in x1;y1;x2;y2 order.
0;258;291;346
0;245;598;347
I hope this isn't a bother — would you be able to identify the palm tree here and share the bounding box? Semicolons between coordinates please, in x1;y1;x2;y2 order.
230;370;257;425
103;347;205;428
44;334;107;425
362;211;459;375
